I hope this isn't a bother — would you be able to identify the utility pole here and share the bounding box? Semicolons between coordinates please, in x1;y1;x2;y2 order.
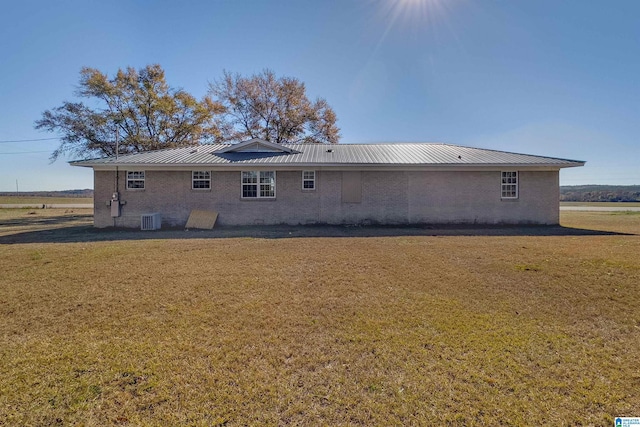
114;119;120;195
16;179;19;194
115;125;119;159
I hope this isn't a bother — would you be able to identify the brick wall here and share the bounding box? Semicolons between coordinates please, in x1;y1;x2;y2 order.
93;169;560;228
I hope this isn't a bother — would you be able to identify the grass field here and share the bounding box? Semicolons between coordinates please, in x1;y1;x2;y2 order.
1;210;639;425
0;196;93;204
561;201;640;207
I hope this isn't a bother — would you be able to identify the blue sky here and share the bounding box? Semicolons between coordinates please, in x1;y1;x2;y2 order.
1;0;638;191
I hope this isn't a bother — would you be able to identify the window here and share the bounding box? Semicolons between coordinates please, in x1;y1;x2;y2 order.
127;171;145;189
302;170;316;190
192;171;211;189
501;171;518;199
242;171;275;198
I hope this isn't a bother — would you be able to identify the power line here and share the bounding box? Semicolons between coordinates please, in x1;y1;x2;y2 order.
1;151;51;155
0;137;59;144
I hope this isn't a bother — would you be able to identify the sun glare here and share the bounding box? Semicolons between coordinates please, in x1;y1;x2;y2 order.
371;0;456;49
352;0;460;106
381;0;448;27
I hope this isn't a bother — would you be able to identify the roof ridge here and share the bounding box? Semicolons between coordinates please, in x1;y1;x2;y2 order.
281;142;447;146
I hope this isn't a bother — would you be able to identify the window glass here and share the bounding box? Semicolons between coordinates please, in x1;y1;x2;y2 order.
501;171;518;199
302;170;315;190
192;171;211;189
242;171;275;198
127;171;145;189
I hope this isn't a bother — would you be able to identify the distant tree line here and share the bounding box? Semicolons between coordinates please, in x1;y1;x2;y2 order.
560;185;640;202
0;189;94;198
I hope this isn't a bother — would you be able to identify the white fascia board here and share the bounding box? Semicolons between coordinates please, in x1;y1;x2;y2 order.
86;163;579;172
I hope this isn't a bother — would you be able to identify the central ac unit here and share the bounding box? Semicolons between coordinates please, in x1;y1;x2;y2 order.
141;213;161;230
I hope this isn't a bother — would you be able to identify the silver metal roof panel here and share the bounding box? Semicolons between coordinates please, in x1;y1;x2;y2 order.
70;142;585;169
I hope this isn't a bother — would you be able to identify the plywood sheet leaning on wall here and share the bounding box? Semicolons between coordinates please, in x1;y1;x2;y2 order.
185;210;218;229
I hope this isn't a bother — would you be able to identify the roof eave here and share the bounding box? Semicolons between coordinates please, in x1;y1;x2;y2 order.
79;162;584;171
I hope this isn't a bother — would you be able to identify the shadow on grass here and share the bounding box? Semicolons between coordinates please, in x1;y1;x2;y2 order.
1;213;94;228
0;221;632;245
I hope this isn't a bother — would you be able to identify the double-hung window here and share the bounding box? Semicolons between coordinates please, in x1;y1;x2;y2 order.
242;171;275;198
501;171;518;199
192;171;211;189
302;170;316;190
127;171;145;189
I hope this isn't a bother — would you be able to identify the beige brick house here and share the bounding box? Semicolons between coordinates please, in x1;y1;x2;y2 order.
71;139;584;228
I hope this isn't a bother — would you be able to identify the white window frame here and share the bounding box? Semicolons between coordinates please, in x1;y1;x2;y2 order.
241;171;276;199
126;171;145;190
302;170;316;190
192;171;211;190
501;171;518;199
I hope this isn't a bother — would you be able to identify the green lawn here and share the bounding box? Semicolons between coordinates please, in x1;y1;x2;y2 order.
0;211;639;425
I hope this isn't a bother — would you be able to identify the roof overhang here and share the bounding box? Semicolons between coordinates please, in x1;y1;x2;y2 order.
82;162;585;172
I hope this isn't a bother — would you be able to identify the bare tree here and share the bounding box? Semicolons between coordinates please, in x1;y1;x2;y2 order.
210;69;340;144
35;65;225;160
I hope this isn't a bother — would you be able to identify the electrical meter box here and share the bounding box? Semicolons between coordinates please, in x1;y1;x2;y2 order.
110;192;120;217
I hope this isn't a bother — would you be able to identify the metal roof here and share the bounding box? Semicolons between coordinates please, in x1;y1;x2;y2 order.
70;142;585;169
